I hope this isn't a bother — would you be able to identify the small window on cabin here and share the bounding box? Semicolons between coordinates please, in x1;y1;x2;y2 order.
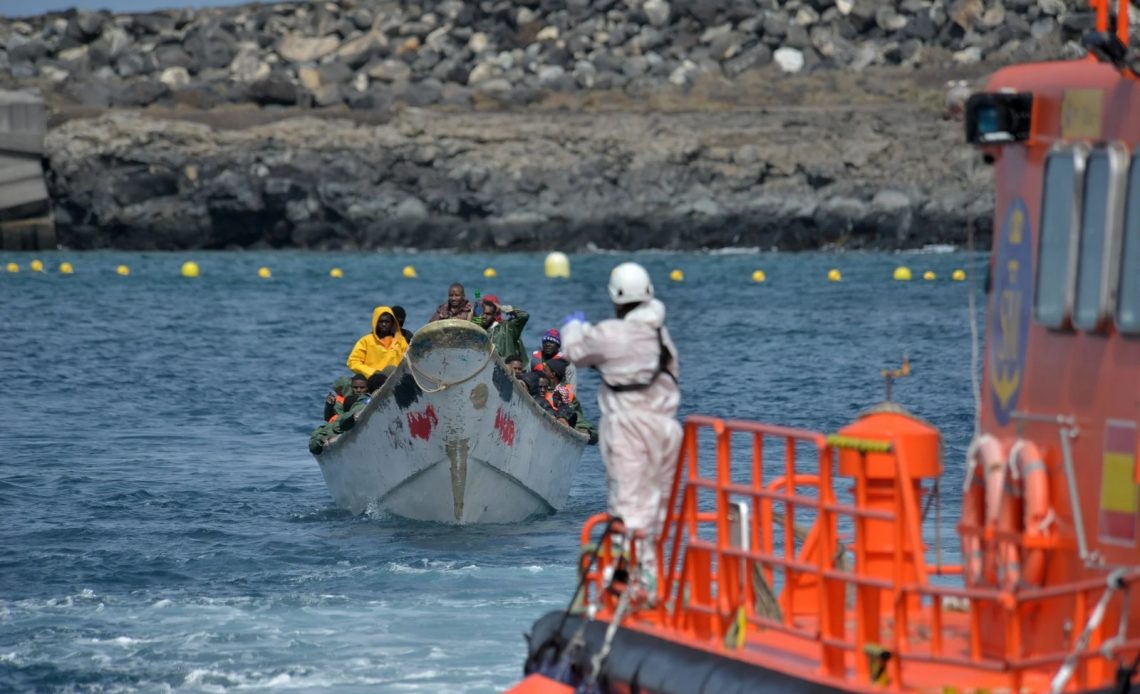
1073;151;1110;331
1118;154;1140;333
1035;151;1079;328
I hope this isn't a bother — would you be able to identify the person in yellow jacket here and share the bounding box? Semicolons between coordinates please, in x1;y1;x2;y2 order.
347;306;409;378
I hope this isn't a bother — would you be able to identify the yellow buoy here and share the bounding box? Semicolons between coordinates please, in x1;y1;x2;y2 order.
116;265;130;276
893;266;912;281
402;265;417;279
181;261;200;278
6;262;18;273
483;267;497;278
30;259;44;272
544;251;571;278
923;271;936;281
59;262;74;274
329;268;344;278
669;269;684;282
751;269;766;283
257;267;272;279
952;269;966;281
827;268;841;282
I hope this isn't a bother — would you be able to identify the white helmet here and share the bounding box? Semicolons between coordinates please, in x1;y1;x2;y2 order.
607;262;654;304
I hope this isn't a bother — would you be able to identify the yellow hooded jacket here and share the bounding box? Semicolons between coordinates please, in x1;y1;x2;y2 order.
346;306;409;378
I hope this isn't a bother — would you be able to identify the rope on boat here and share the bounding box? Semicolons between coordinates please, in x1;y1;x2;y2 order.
406;346;495;394
1050;568;1127;693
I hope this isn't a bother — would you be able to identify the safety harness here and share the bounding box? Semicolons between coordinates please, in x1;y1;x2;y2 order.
601;328;677;392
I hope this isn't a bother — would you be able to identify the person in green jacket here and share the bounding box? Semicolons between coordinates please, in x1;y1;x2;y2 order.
309;391;372;455
472;294;529;364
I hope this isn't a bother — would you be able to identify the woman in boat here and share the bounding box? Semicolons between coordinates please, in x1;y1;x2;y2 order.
561;262;681;592
346;306;409;378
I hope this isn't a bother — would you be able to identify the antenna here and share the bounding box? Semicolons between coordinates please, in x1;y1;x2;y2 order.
881;355;911;402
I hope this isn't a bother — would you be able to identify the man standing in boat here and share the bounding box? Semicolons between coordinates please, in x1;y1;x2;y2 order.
428;282;474;322
560;262;681;595
346;306;409;378
472;294;529;364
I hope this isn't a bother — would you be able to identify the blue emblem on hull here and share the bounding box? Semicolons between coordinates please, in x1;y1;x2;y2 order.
989;197;1032;426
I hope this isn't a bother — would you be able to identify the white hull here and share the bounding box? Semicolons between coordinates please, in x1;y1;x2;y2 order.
313;320;587;524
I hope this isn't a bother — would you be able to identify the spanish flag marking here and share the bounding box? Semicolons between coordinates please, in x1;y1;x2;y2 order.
1099;420;1139;545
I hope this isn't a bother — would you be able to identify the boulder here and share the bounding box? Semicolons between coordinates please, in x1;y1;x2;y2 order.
276;34;340;62
644;0;672;27
159;66;191;89
247;74;299;105
368;58;412;82
336;31;388;68
773;46;804;73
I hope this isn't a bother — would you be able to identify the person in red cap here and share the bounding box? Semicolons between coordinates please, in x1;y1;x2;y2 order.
472;293;529;364
530;328;577;386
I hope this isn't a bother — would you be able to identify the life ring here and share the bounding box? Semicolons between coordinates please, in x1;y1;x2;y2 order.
1001;439;1053;589
962;435;1005;586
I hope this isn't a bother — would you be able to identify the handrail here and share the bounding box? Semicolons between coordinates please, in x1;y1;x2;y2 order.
574;415;1140;691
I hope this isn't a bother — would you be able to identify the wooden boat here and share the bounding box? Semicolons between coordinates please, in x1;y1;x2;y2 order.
508;2;1140;690
312;319;587;524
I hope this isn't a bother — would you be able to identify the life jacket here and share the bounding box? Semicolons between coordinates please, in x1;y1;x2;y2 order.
531;350;563;369
544;384;576;409
327;393;345;422
600;328;677;392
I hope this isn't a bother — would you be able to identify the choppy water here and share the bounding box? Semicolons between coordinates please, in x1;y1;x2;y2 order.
1;249;984;692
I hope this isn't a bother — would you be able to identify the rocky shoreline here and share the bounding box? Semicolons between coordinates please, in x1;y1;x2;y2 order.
3;0;1105;249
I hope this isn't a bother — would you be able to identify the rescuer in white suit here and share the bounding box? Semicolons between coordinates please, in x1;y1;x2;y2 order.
560;262;682;589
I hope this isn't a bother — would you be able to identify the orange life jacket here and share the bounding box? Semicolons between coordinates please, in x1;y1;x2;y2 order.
544;384;575;408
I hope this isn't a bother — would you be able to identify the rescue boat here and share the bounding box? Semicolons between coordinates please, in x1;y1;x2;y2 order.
313;319;587;524
508;1;1140;690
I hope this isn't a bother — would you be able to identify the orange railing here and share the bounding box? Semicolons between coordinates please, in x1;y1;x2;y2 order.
576;416;1140;691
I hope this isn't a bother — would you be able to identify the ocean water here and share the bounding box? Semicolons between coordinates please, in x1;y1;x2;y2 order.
0;249;986;693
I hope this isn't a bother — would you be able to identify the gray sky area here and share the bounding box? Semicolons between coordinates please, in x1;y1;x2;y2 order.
3;0;279;18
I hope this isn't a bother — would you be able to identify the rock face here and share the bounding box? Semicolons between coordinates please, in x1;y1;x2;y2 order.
45;101;991;251
0;0;1088;249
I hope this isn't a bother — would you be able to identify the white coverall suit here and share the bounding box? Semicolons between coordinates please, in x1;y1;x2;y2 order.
561;298;682;548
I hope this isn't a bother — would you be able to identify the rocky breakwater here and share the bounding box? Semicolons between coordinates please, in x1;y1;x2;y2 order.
2;0;1107;249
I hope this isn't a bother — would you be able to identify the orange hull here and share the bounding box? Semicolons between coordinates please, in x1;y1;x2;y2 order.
511;3;1140;692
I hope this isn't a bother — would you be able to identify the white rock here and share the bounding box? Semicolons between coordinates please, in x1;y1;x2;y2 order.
836;0;854;15
773;47;804;73
160;66;191;89
467;61;499;84
952;45;983;64
368;58;412;82
352;73;369;92
517;7;538;25
40;65;69;83
58;45;89;63
298;66;321;90
536;26;560;41
1038;0;1065;15
276;34;340;62
795;7;820;26
668;59;699;87
644;0;671;27
468;32;489;53
981;5;1005;28
425;26;451;51
230;43;270;83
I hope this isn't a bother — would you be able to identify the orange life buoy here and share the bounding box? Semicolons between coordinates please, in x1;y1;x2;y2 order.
1001;439;1053;589
962;435;1005;586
